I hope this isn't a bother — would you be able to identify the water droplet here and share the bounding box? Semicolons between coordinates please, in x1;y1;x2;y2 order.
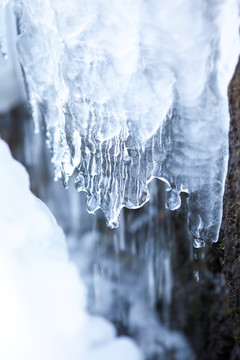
166;188;181;211
193;238;205;248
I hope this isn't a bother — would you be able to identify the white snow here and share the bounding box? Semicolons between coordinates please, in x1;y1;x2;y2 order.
0;139;142;360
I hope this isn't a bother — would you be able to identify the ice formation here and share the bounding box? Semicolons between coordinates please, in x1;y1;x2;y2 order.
0;2;25;112
0;138;142;360
2;0;240;245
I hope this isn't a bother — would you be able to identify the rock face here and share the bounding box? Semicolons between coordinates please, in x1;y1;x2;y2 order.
218;59;240;355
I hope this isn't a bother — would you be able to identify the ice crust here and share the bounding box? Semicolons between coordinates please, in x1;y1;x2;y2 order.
6;0;240;245
0;138;142;360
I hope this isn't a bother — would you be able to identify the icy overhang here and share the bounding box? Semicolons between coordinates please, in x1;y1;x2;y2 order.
2;0;240;246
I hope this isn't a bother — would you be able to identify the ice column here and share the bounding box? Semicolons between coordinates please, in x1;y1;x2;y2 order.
7;0;240;245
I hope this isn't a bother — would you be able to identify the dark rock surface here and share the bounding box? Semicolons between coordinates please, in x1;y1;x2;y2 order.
217;58;240;357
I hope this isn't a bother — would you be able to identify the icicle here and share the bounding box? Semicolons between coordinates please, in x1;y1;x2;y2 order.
0;0;8;58
10;0;240;246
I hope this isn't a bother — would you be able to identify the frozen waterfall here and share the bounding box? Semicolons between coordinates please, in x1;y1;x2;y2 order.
1;1;240;242
1;1;240;358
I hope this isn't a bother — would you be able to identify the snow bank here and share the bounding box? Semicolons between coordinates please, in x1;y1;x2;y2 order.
0;138;141;360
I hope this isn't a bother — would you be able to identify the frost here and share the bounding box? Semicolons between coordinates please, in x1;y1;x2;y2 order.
8;0;240;245
0;138;142;360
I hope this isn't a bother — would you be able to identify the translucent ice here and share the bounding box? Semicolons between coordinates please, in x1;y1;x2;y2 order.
0;0;7;57
8;0;240;244
0;139;142;360
0;1;25;112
